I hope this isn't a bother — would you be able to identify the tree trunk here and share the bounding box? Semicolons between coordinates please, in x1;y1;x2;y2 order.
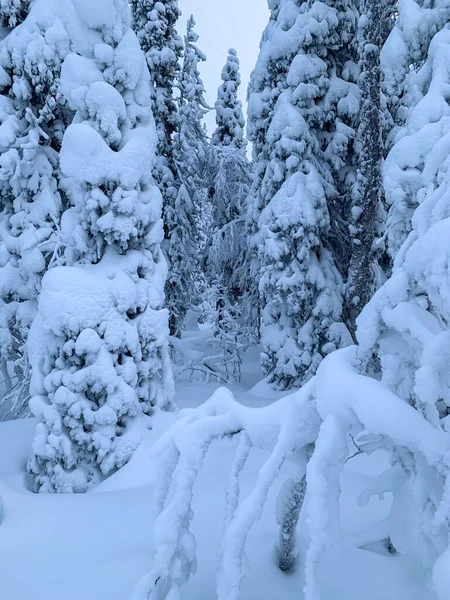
277;475;307;571
347;0;389;333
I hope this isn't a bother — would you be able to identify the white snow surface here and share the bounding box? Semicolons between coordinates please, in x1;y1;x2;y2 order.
0;351;436;600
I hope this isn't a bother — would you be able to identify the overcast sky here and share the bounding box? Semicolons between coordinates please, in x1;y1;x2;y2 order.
179;0;269;136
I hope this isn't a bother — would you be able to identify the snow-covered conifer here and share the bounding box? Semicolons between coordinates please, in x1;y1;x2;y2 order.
0;0;72;417
166;15;209;336
351;24;450;577
245;1;294;337
382;0;450;145
358;23;450;423
130;0;182;225
211;49;246;153
27;0;174;493
382;1;450;260
201;47;251;364
202;146;252;378
208;48;250;343
249;0;358;389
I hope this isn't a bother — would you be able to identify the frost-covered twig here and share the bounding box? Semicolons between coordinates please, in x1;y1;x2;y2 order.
345;434;363;463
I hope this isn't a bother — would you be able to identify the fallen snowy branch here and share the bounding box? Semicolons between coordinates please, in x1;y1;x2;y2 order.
130;383;320;600
131;347;450;600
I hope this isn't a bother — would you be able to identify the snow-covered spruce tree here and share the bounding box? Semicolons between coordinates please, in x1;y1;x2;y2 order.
199;147;252;382
245;0;294;339
358;22;450;428
210;46;250;302
166;15;209;336
27;0;174;493
211;48;246;153
347;0;391;333
130;0;183;238
0;0;29;28
207;148;252;304
202;47;253;373
349;24;450;584
382;0;450;260
382;0;450;149
0;0;72;418
250;0;358;390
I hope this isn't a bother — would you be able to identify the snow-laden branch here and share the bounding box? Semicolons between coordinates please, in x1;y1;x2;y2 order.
223;432;251;530
304;416;348;600
130;383;320;600
131;347;450;600
316;347;450;464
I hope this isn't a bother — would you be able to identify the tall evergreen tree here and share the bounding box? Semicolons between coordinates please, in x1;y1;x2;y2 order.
354;23;450;571
208;46;251;350
27;0;173;493
203;148;252;379
166;15;209;336
130;0;183;219
382;0;450;259
359;12;450;422
211;48;246;154
0;0;72;417
358;4;450;424
249;0;358;390
246;0;294;338
382;0;450;145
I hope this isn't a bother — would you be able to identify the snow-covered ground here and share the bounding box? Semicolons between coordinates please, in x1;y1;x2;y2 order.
0;350;435;600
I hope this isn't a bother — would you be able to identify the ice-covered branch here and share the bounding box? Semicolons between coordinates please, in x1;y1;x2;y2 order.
131;383;320;600
316;347;450;465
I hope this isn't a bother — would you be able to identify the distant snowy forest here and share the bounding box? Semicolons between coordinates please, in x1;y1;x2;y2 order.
1;1;450;599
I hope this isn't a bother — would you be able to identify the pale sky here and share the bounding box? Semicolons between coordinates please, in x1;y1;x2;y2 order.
179;0;269;136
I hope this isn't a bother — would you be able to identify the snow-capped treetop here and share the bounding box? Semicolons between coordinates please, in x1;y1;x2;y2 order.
59;2;164;264
211;48;247;153
172;15;208;184
174;13;209;238
178;15;208;131
246;0;359;252
130;0;183;154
